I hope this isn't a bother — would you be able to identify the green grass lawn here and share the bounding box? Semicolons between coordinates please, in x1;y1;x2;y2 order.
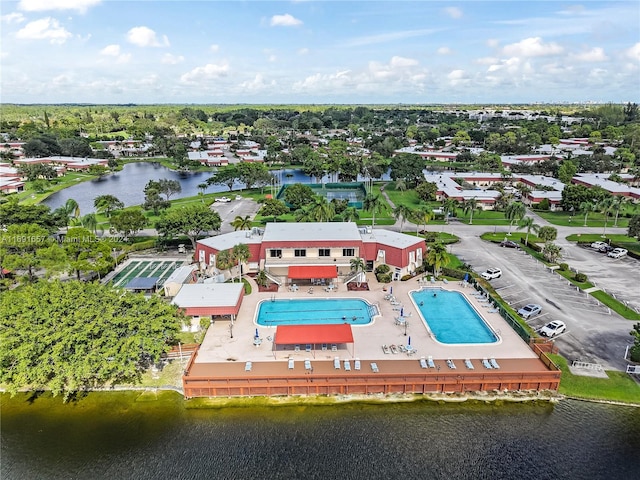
550;354;640;404
534;209;632;228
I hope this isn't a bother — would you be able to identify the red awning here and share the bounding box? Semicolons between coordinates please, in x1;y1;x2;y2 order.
288;265;337;279
274;324;354;345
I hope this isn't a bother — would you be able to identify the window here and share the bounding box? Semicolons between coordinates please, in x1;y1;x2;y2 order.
319;248;330;257
343;248;355;257
270;249;282;258
294;249;306;257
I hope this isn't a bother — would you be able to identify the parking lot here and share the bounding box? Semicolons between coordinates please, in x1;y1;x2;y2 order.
450;231;637;371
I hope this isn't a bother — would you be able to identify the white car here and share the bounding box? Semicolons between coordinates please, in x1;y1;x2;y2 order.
539;320;566;337
517;303;542;319
607;248;628;259
590;241;607;250
216;196;231;203
481;268;502;280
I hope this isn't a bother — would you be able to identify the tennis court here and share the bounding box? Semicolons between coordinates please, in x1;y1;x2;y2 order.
110;259;188;288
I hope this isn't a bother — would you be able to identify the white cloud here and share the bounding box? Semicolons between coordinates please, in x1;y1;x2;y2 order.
270;14;303;27
476;56;499;65
626;42;640;61
268;54;277;62
486;39;499;48
126;26;169;47
447;69;470;86
346;28;438;47
390;56;418;67
210;44;219;52
18;0;101;13
443;7;463;19
162;53;184;65
180;62;229;83
501;37;563;57
298;48;309;55
1;12;26;24
16;17;72;44
437;47;452;55
571;47;607;62
100;44;120;56
238;74;276;93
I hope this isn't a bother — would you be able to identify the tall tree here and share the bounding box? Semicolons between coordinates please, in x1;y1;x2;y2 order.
598;197;615;237
155;204;221;249
579;201;597;226
109;209;147;241
0;280;182;399
393;204;413;232
231;243;251;283
517;216;540;245
505;201;526;234
62;227;112;280
350;257;366;287
462;198;479;225
231;215;253;231
426;242;449;277
94;195;124;217
412;205;433;237
363;193;386;227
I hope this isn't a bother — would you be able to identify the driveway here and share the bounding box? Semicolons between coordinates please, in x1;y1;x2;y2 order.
210;197;262;234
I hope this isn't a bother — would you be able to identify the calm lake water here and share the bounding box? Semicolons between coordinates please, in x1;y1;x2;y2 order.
2;392;639;480
43;162;391;215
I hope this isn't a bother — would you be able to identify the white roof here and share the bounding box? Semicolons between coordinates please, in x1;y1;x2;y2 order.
163;265;197;285
171;283;244;308
363;229;424;249
198;230;263;251
262;222;362;243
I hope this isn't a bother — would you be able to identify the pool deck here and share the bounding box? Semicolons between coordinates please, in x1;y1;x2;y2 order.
195;274;539;364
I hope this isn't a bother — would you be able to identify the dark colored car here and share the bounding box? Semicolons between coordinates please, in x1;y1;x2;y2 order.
598;244;614;253
499;240;519;248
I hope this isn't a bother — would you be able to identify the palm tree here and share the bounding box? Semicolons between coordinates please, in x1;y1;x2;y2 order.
197;182;208;202
392;204;413;232
427;242;449;277
611;195;629;227
342;206;360;223
442;198;459;222
412;205;433;237
231;243;250;283
542;242;562;263
517;216;540;245
308;195;335;222
462;198;479;225
216;249;232;274
598;197;615;237
60;198;80;232
363;193;386;227
230;215;252;231
505;201;526;234
394;178;407;193
350;257;366;287
579;201;597;226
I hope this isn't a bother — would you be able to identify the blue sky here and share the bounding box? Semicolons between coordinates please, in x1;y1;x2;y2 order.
1;0;639;104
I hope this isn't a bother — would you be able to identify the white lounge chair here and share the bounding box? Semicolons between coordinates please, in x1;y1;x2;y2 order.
443;278;449;284
288;357;294;369
464;359;474;369
482;358;493;369
344;360;351;371
420;356;428;369
382;345;391;354
354;358;361;370
334;357;341;369
447;359;457;369
427;356;435;368
430;276;436;284
294;344;300;352
371;362;379;373
331;344;338;352
305;359;312;370
305;344;312;353
245;361;252;371
487;308;499;313
490;358;500;369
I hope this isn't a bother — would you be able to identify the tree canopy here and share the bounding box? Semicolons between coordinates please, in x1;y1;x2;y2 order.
155;204;221;249
0;280;183;399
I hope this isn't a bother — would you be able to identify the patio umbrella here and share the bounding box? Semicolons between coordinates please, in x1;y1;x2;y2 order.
390;286;393;294
255;328;259;338
464;273;469;282
408;336;411;346
400;307;404;317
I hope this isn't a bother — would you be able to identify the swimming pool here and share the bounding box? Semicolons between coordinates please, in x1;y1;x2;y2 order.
255;298;377;326
410;289;498;344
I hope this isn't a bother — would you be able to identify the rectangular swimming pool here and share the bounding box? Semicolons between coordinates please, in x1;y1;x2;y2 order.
255;298;377;326
410;289;498;344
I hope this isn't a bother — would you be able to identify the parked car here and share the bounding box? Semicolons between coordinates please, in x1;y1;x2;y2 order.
517;303;542;319
598;244;614;253
607;248;628;259
590;241;607;250
539;320;566;337
499;240;519;248
216;196;231;203
481;268;502;280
